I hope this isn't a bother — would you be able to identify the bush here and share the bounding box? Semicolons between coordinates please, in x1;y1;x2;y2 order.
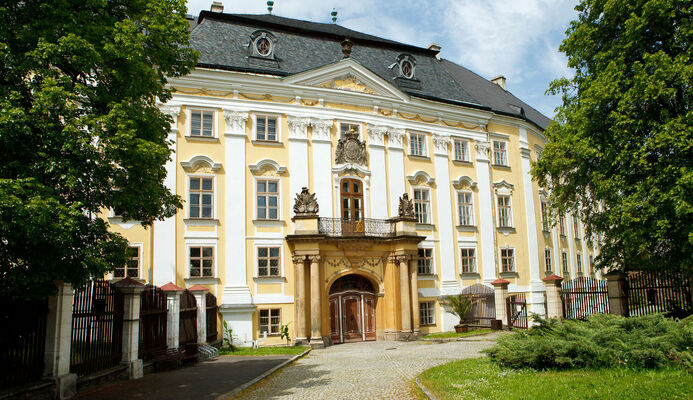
484;314;693;371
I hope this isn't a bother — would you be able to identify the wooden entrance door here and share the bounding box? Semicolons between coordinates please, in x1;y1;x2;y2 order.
329;275;376;344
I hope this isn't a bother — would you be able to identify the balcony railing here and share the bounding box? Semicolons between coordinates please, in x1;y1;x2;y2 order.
318;218;395;238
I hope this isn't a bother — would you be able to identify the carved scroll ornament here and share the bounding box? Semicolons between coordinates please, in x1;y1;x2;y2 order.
293;187;319;215
398;193;415;218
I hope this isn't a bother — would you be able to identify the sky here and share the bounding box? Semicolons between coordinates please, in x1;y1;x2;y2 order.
186;0;579;118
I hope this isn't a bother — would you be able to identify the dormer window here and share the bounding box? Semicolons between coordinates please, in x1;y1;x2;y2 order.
397;54;416;79
249;31;276;59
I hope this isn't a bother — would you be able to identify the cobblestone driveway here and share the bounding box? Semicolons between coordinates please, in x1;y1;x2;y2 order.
231;333;501;399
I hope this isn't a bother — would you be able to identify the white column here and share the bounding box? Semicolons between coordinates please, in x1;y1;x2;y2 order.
288;116;311;216
387;129;406;217
475;142;497;284
367;124;388;219
115;281;146;379
153;105;181;286
433;134;458;294
519;127;545;317
221;110;253;306
44;282;75;387
163;286;183;349
310;119;334;217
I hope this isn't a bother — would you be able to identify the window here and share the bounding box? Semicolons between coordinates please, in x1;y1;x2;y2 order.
400;59;414;79
409;132;426;156
190;110;214;137
500;248;515;273
541;200;550;231
418;248;433;274
573;215;580;239
589;254;594;274
576;253;583;274
493;140;508;166
189;177;213;219
457;191;474;226
189;246;214;277
453;139;470;162
562;251;569;274
114;246;140;278
255;37;272;56
413;188;430;224
461;248;476;273
257;247;280;277
255;115;278;141
559;214;566;236
339;122;360;138
259;309;280;335
544;248;552;272
256;179;279;220
497;195;512;227
419;301;435;325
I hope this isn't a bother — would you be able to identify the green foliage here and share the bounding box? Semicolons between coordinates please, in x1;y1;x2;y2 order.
422;329;492;339
532;0;693;273
484;314;693;371
222;320;235;351
280;321;292;346
219;345;308;357
440;294;475;324
418;357;693;400
0;0;198;298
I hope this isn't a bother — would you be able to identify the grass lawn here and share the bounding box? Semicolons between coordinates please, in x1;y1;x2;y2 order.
219;345;309;356
417;357;693;400
422;329;492;339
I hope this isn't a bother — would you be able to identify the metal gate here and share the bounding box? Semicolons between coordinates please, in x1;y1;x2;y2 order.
506;293;528;330
139;285;168;360
561;277;609;319
461;284;496;327
205;292;218;343
627;271;692;317
179;290;198;360
0;297;48;389
70;279;124;376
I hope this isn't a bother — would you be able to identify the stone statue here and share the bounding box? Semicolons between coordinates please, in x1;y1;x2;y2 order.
294;187;319;215
398;193;415;218
335;129;368;166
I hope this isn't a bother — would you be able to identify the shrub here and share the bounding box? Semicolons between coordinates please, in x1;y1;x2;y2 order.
484;314;693;371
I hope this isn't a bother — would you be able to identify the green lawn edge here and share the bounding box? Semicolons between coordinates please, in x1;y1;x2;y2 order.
422;329;492;339
417;357;693;400
219;345;309;356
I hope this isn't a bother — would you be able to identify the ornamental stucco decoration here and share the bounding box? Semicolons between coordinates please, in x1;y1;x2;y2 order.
335;129;368;166
398;193;415;218
222;109;249;134
287;116;311;140
432;134;450;155
387;128;406;148
159;104;181;118
293;187;319;215
366;124;388;146
475;141;491;161
310;118;333;141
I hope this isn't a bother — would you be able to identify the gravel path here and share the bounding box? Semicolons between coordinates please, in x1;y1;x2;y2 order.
231;332;502;399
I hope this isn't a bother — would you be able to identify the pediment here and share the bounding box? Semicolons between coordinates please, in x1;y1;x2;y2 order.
284;59;409;101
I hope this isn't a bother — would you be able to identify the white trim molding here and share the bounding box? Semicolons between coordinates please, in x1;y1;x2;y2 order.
248;159;288;175
407;170;435;186
181;155;222;172
452;175;477;190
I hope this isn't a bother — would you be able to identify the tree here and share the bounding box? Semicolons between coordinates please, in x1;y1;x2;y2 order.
0;0;198;298
533;0;692;273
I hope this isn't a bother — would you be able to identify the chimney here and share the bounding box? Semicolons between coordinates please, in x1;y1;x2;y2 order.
428;43;441;60
210;1;223;13
491;75;506;90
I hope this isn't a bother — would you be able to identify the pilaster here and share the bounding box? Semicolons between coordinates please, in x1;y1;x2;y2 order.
288;116;311;218
475;141;497;284
310;118;334;217
367;124;388;219
432;134;457;293
387;129;406;217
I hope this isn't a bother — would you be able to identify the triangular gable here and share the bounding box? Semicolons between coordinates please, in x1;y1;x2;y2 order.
284;58;409;101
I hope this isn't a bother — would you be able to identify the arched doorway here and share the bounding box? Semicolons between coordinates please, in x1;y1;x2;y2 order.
329;274;376;344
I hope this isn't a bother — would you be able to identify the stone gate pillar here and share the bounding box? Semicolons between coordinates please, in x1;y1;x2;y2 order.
542;274;564;319
189;284;208;345
161;282;184;349
604;271;629;317
492;278;510;324
44;281;77;399
113;277;146;379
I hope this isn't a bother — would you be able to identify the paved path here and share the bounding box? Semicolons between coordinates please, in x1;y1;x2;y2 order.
78;355;293;400
233;333;502;400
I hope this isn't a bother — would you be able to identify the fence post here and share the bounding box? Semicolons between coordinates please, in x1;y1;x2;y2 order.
44;280;77;399
492;278;510;325
161;282;184;349
542;274;564;319
604;271;629;317
113;278;146;379
189;285;208;345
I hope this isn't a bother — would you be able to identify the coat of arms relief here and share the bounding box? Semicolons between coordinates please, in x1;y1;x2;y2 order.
335;129;368;166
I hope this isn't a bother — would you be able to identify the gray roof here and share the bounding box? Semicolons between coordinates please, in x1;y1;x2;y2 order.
189;11;550;130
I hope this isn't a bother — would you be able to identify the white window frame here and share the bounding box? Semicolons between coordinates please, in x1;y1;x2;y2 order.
453;138;470;162
409;131;427;157
256;246;282;278
259;308;281;335
457;191;474;226
419;301;435;326
544;248;552;272
253;113;282;142
185;242;218;279
496;194;513;228
492;140;508;166
561;251;569;274
541;200;550;231
499;247;515;273
187;107;217;138
186;174;216;220
338;121;361;139
254;177;281;220
559;214;566;236
113;243;143;279
589;254;594;274
576;252;583;274
460;247;477;274
573;214;581;239
417;247;434;275
413;187;431;224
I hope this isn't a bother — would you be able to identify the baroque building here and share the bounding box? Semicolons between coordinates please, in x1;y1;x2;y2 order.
109;5;599;346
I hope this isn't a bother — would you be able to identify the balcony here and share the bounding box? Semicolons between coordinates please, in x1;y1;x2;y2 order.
318;218;395;238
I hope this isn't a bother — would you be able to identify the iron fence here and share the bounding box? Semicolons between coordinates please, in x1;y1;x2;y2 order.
205;293;218;343
139;285;168;360
318;218;395;237
561;277;609;319
627;271;692;318
70;279;124;376
179;290;198;360
0;297;48;389
506;293;528;329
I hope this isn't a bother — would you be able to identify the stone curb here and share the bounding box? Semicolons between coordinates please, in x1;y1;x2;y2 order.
415;377;439;400
216;348;312;399
420;331;496;342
